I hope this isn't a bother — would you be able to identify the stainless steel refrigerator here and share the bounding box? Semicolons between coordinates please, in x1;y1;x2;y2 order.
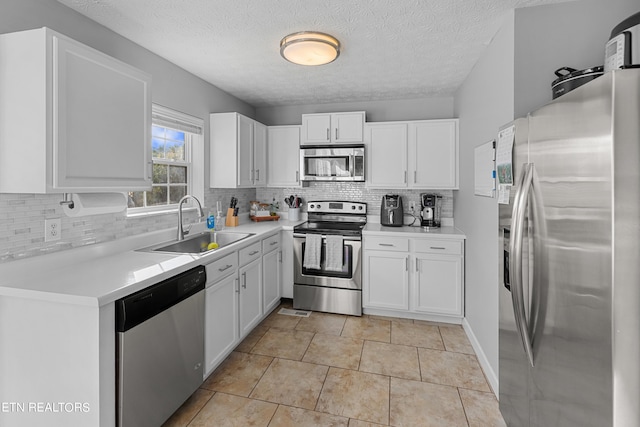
498;68;640;427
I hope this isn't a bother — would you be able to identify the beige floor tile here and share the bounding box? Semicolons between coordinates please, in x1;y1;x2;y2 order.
235;324;270;353
316;367;390;425
268;405;349;427
391;321;445;350
260;311;302;330
390;377;467;427
347;420;387;427
202;351;273;396
418;348;490;392
250;358;329;410
439;325;475;354
296;312;347;336
188;392;277;427
302;334;364;370
251;328;314;360
161;388;214;427
459;388;506;427
359;340;420;381
341;316;391;343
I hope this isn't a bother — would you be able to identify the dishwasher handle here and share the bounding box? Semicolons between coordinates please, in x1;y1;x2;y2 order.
116;265;206;332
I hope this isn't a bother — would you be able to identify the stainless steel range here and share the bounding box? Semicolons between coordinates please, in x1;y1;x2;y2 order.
293;201;367;316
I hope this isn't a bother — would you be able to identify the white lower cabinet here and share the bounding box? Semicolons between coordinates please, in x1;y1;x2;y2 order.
262;233;281;314
363;234;464;322
280;231;294;298
204;274;239;377
238;242;263;337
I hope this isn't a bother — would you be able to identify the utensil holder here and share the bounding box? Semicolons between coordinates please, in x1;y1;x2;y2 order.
225;208;238;227
288;208;300;221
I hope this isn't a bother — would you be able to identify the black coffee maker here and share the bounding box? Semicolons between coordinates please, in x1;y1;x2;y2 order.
420;193;442;228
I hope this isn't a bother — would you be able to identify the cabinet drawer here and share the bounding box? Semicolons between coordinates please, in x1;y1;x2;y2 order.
262;234;281;254
239;242;262;266
364;236;409;252
206;252;238;284
412;239;462;255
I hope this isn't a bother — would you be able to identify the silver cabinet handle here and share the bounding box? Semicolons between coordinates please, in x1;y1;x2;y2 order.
404;171;407;183
242;272;247;289
335;128;339;140
416;259;419;272
295;171;299;183
270;241;278;246
414;170;417;183
326;128;330;141
405;257;409;271
218;264;234;272
235;278;240;293
249;250;259;256
256;169;260;181
147;161;153;179
278;250;282;263
430;247;446;250
379;243;394;247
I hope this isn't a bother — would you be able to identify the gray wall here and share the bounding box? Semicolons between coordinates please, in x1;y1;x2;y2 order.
453;10;515;391
514;0;639;117
256;96;455;126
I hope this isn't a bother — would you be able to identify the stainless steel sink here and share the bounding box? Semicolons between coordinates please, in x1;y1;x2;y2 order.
140;231;254;254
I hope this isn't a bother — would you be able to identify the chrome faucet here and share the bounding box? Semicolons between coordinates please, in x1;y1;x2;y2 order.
177;195;205;241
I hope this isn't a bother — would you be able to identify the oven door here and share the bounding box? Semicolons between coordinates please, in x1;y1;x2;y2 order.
293;233;362;290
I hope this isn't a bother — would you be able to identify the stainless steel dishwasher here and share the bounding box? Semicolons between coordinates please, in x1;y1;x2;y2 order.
115;265;206;427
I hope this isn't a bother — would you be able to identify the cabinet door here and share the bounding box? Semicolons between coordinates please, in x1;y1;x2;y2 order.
280;231;294;299
253;122;267;187
239;259;263;337
366;123;408;188
301;114;331;144
262;249;281;313
409;120;458;189
363;251;409;310
205;275;239;377
54;34;152;191
332;112;364;143
267;126;300;187
413;253;463;316
237;115;254;187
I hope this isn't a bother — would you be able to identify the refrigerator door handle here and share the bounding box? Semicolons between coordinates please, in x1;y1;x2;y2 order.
510;162;536;367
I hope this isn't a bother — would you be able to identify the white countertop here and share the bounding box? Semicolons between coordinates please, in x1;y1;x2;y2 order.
0;217;303;307
363;223;466;239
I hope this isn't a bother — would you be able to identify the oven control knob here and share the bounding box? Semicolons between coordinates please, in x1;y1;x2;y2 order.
316;204;321;209
310;204;315;209
358;206;363;210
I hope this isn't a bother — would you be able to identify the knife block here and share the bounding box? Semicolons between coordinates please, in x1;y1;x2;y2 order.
225;208;238;227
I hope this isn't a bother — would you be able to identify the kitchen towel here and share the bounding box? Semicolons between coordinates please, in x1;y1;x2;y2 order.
303;233;322;270
324;235;344;272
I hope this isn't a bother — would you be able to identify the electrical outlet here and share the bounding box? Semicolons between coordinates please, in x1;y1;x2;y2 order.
45;218;61;242
408;201;416;213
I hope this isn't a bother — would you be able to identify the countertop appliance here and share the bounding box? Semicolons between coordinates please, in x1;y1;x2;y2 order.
499;69;640;426
420;193;442;228
551;66;604;99
300;145;365;182
116;265;206;427
380;194;403;227
604;11;640;71
293;201;367;316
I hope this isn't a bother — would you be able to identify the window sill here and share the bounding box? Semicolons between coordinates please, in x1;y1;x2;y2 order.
127;206;199;218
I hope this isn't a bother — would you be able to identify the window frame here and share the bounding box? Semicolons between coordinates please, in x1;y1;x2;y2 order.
127;104;204;217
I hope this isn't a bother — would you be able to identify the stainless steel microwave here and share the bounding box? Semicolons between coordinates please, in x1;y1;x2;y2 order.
300;145;365;182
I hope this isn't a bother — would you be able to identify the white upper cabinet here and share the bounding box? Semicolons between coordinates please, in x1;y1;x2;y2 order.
210;112;266;188
301;112;365;145
267;125;300;187
0;27;152;193
366;119;459;189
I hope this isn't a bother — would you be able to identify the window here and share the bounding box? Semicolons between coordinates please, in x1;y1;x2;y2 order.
128;104;204;214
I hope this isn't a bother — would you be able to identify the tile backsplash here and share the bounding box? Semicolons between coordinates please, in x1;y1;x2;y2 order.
0;188;256;263
257;182;453;221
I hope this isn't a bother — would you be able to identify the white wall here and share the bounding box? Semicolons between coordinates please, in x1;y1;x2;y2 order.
453;11;515;393
256;96;455;125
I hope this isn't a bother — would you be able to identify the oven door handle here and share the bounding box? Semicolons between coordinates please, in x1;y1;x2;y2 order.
293;233;361;242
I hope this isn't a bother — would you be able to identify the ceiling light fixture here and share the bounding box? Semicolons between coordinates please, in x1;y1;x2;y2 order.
280;31;341;66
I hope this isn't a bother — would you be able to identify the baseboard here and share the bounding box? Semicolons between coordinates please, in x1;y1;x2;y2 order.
462;318;499;397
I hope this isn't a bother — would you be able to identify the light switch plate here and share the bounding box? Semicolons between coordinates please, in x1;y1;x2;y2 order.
45;218;61;242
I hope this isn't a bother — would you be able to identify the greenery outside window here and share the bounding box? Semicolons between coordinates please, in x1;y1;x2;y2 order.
128;104;204;214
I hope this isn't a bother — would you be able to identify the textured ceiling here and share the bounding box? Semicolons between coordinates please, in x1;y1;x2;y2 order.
57;0;567;107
